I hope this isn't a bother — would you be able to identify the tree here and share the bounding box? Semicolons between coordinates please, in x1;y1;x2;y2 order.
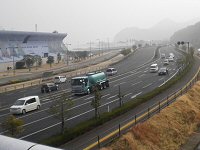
50;92;73;134
1;115;24;137
57;53;61;63
34;55;42;70
91;87;101;119
46;56;54;68
24;55;34;71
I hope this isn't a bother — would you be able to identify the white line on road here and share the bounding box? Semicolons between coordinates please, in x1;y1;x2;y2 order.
124;93;132;97
142;83;152;89
113;82;126;87
138;74;145;78
132;81;142;86
131;92;142;99
159;77;164;81
107;95;117;100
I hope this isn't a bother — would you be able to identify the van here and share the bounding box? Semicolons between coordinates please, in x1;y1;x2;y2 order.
150;64;158;72
54;76;67;83
10;96;41;114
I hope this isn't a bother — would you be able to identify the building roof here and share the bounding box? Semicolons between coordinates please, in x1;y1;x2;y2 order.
0;30;67;42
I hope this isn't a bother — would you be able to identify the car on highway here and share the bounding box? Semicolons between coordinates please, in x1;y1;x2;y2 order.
41;83;58;93
150;64;158;72
10;96;41;115
163;59;169;65
161;53;166;59
106;68;117;76
158;67;168;75
168;56;174;62
54;76;67;84
169;53;175;58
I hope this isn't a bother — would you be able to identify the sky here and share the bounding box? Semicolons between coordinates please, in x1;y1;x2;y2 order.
0;0;200;49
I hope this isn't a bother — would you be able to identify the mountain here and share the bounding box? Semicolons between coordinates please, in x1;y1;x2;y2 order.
170;21;200;48
114;18;199;42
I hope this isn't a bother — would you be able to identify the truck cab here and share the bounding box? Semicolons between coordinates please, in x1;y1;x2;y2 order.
71;72;109;95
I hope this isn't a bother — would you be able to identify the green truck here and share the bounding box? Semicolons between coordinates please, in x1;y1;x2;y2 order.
71;71;109;95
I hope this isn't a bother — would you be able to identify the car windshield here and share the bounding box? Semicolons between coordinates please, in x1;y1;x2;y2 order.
151;66;157;68
106;69;112;72
14;100;25;106
159;68;166;71
55;77;59;79
71;78;84;86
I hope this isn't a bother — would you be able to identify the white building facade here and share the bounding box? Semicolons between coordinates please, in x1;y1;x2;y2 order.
0;30;67;62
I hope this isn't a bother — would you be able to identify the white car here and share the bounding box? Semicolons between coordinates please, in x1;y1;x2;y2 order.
150;64;158;72
54;76;67;83
10;96;41;114
163;59;169;65
161;53;166;59
106;68;117;76
168;56;174;62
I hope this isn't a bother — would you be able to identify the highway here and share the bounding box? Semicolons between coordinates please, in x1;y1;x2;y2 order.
0;46;184;144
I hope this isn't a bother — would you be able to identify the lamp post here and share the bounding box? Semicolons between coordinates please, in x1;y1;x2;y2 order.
96;39;100;56
65;43;71;65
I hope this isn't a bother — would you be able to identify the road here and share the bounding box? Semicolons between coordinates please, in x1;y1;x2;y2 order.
0;46;184;146
0;50;120;85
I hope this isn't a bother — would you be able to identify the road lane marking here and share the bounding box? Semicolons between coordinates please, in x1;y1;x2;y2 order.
124;93;132;97
131;81;142;86
107;95;117;100
113;82;126;87
138;74;145;78
159;77;164;81
142;83;152;89
131;92;142;99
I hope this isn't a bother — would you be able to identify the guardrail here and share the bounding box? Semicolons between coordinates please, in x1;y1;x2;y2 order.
0;65;108;93
83;66;200;150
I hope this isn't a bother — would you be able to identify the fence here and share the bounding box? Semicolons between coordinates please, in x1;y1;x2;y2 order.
83;67;200;150
0;65;108;93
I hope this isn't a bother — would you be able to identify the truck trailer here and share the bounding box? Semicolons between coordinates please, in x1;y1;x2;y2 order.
71;71;109;95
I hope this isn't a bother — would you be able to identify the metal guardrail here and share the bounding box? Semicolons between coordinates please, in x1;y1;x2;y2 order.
83;66;200;150
0;65;108;93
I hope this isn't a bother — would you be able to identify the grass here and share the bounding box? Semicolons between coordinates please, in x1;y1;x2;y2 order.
104;81;200;150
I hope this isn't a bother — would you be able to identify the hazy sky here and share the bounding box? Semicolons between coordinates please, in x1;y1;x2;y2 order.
0;0;200;48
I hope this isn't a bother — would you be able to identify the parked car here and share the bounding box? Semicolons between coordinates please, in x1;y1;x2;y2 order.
161;53;166;59
158;67;168;75
10;96;41;114
54;76;67;84
106;68;117;76
150;64;158;72
41;83;58;93
163;59;169;65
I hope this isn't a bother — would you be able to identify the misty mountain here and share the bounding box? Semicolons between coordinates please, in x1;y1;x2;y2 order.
170;21;200;48
114;18;199;42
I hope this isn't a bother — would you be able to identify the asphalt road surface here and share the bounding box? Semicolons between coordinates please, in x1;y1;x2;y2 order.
0;46;185;145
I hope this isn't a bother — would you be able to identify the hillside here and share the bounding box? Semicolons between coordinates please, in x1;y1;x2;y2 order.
114;18;199;42
170;22;200;48
102;81;200;150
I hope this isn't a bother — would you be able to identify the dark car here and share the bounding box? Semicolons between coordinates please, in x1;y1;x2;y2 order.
158;67;168;75
41;83;58;93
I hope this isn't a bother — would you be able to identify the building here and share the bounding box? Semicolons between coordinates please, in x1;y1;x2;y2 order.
0;30;67;62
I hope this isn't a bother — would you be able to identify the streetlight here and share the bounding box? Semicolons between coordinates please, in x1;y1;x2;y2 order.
96;39;100;56
65;43;71;65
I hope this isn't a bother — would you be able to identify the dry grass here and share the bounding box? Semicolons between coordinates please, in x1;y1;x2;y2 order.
103;81;200;150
